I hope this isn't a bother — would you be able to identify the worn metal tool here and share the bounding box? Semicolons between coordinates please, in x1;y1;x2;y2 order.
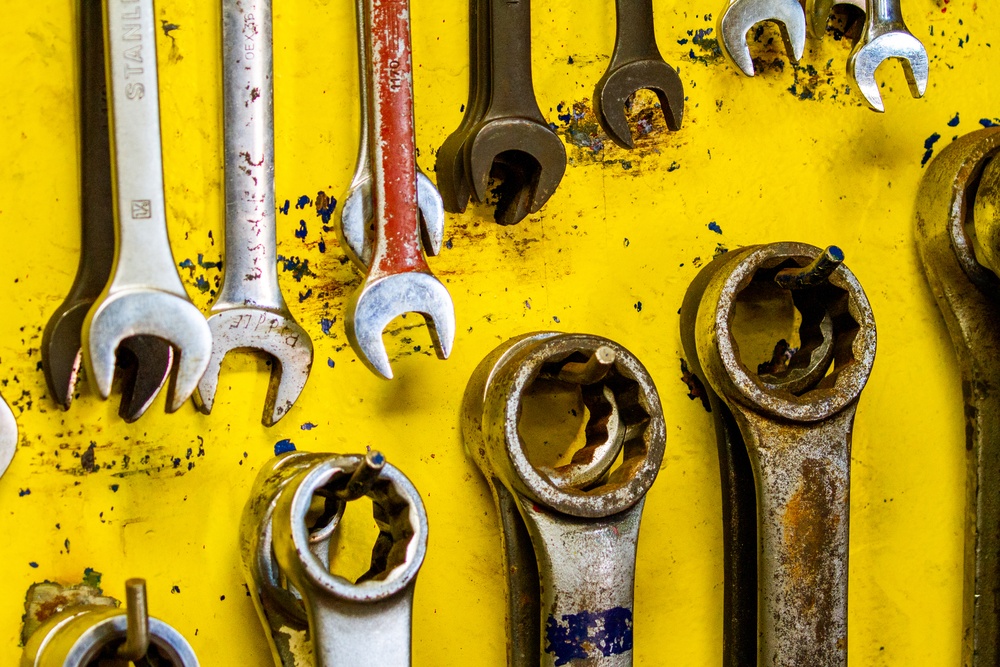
592;0;684;149
242;450;427;667
83;0;212;413
43;0;172;422
718;0;806;76
0;392;15;479
462;332;665;666
915;128;1000;667
805;0;866;39
847;0;927;112
681;242;876;667
345;0;455;380
194;0;313;426
21;578;199;666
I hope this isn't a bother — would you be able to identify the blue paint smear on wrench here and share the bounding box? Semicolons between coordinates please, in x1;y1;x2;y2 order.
544;606;633;665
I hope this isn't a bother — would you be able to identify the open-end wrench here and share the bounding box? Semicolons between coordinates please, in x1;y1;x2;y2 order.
463;0;567;226
345;0;455;380
592;0;684;150
718;0;806;76
462;332;666;666
83;0;213;414
915;128;1000;666
847;0;928;112
338;0;443;273
805;0;866;39
683;243;876;667
194;0;313;426
43;0;172;422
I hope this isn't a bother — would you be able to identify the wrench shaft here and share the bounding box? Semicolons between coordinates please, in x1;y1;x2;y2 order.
487;0;544;121
307;594;414;667
611;0;661;64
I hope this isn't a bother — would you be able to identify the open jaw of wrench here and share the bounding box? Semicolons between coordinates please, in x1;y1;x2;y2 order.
805;0;866;40
82;0;213;414
462;333;666;666
915;128;1000;666
242;451;427;667
345;0;455;380
592;0;684;150
681;243;876;667
194;0;313;427
847;0;928;112
718;0;806;76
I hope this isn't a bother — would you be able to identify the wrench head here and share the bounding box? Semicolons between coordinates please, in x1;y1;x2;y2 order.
346;272;455;379
84;290;213;413
593;60;685;149
848;32;929;112
195;309;314;426
805;0;865;39
719;0;806;76
0;392;15;478
435;131;476;214
466;120;567;225
42;299;91;410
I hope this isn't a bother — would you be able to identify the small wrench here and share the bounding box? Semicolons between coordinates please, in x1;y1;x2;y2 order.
194;0;314;426
345;0;455;380
462;333;666;666
805;0;866;39
83;0;212;413
847;0;928;112
718;0;806;76
592;0;684;149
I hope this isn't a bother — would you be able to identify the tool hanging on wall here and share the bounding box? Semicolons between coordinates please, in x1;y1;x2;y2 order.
847;0;928;112
718;0;806;76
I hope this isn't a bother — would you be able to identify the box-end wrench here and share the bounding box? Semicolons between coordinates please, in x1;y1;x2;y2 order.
592;0;684;150
915;128;1000;667
83;0;212;413
718;0;806;76
338;0;443;273
805;0;866;40
345;0;455;380
685;243;876;667
43;0;172;422
847;0;927;112
463;0;567;226
194;0;313;427
462;333;666;666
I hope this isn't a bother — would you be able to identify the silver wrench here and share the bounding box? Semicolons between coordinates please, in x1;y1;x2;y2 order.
718;0;806;76
847;0;928;112
194;0;314;426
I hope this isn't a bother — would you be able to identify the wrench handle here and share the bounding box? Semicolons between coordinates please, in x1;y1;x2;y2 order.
865;0;907;33
306;592;414;667
610;0;663;65
487;0;545;121
104;0;186;296
219;0;285;311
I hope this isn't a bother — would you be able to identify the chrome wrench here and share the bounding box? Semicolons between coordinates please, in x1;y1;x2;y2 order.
718;0;806;76
847;0;928;112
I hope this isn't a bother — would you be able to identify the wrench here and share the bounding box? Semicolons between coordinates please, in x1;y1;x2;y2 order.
915;128;1000;666
718;0;806;76
345;0;455;380
83;0;212;413
338;0;443;273
805;0;866;39
43;0;172;422
194;0;314;426
847;0;928;112
462;332;666;666
592;0;684;149
682;243;876;667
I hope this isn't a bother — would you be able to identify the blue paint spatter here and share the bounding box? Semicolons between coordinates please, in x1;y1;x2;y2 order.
82;568;102;589
327;358;335;368
18;488;30;497
178;258;196;273
301;423;317;431
197;254;222;270
28;562;38;569
315;191;337;224
279;200;291;215
194;276;210;293
110;484;119;493
921;132;942;167
708;221;723;234
948;113;960;127
276;255;316;282
274;439;297;455
296;220;308;239
295;195;311;210
298;288;313;303
981;119;999;128
545;607;634;666
320;318;335;335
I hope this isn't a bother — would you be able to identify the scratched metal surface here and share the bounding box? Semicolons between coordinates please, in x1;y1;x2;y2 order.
0;0;995;664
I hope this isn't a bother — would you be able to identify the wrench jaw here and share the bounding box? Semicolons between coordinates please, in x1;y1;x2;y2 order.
42;300;91;411
592;61;685;150
847;33;929;112
435;133;476;215
718;0;807;76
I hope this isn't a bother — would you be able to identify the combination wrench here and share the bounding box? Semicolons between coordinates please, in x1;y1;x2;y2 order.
592;0;684;149
83;0;212;413
847;0;928;112
462;333;665;666
345;0;455;380
718;0;806;76
194;0;314;426
915;128;1000;666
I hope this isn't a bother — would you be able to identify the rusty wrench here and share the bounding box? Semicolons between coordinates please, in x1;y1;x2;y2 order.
718;0;806;76
345;0;455;380
847;0;928;112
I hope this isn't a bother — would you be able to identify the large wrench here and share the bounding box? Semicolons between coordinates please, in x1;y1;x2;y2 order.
83;0;212;413
847;0;928;112
718;0;806;76
345;0;455;380
915;128;1000;666
194;0;313;426
462;333;666;666
592;0;684;149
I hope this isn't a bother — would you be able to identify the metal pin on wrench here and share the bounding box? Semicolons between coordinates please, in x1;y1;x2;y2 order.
847;0;928;112
805;0;866;40
82;0;212;413
462;333;666;666
345;0;455;380
194;0;313;426
592;0;684;149
718;0;806;76
915;128;1000;666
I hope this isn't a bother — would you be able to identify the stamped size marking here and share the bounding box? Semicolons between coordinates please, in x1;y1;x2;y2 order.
387;60;403;92
130;200;152;219
242;14;257;60
228;313;301;347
